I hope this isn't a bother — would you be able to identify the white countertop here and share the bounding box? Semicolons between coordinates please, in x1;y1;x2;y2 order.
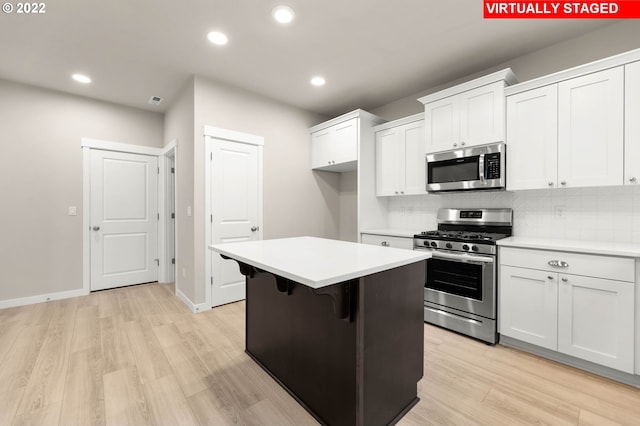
209;236;430;289
498;237;640;258
360;229;417;238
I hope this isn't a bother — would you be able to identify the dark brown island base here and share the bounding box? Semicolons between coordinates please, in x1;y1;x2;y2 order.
210;237;429;426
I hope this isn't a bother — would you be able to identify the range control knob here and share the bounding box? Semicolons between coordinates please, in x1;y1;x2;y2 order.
430;241;437;248
445;243;453;249
471;245;479;252
462;244;470;251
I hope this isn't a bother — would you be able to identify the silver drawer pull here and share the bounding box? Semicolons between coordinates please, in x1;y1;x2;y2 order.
548;260;569;268
381;241;389;247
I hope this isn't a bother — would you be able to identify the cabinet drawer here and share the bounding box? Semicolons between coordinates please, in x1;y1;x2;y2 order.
499;247;634;282
361;234;413;250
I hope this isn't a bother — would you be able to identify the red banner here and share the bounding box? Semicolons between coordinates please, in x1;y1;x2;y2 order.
484;1;640;18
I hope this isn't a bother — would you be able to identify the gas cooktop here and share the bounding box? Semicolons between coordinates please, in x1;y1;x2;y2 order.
414;230;510;245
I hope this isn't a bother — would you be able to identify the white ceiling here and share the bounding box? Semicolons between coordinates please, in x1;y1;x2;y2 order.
0;0;617;116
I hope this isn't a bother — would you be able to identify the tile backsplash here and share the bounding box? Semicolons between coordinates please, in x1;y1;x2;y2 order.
387;186;640;244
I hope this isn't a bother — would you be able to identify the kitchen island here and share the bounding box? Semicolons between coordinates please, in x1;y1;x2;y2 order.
209;237;429;426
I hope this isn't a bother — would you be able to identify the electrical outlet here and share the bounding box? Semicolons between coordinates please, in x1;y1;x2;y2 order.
554;206;566;217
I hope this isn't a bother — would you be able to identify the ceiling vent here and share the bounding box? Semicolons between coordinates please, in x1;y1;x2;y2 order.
148;96;163;106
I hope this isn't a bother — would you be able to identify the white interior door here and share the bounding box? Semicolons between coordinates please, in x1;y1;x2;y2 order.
90;150;158;291
209;138;261;307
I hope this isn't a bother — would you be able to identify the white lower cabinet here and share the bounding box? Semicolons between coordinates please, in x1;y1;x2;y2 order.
557;274;634;372
499;247;636;373
500;266;558;350
361;233;413;250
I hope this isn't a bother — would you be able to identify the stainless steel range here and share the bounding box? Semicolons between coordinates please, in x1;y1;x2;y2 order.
413;208;513;344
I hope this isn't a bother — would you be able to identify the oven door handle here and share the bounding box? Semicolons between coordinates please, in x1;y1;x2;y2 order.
430;250;494;264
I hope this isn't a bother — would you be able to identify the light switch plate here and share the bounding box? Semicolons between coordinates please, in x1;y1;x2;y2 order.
68;206;77;216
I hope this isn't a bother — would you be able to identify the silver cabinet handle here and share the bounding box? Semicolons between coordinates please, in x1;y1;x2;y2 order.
251;226;259;232
548;182;554;187
561;277;569;283
453;143;458;147
630;177;637;183
461;141;466;146
560;181;567;186
548;260;569;268
92;226;100;231
381;241;390;247
547;275;554;280
395;191;399;194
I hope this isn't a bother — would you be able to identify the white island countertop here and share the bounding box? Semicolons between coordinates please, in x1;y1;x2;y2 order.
209;236;430;289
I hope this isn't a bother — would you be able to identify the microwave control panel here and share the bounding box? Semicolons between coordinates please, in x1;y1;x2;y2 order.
484;153;501;179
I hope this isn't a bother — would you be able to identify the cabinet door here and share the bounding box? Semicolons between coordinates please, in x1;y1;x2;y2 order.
625;60;640;186
558;67;624;188
331;118;358;164
425;96;459;153
376;128;403;196
460;81;506;147
402;120;427;195
311;128;333;169
506;85;558;190
558;274;634;373
499;266;558;350
311;118;358;170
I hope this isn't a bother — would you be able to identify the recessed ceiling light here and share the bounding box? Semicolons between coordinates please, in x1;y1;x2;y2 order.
272;5;295;24
311;76;326;87
72;73;91;84
207;31;228;45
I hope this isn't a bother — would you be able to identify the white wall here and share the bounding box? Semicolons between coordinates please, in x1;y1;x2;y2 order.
0;79;163;303
372;21;640;121
163;78;195;302
165;76;338;306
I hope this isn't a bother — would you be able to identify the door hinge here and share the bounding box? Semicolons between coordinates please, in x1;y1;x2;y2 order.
157;213;160;220
210;276;213;284
155;258;159;266
171;212;175;219
210;214;213;223
210;153;213;161
157;167;160;174
171;167;175;174
172;258;175;265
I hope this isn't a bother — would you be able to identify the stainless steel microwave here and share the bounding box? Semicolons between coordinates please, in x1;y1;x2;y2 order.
425;142;505;193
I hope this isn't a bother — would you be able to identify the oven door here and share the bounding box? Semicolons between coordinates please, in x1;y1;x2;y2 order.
424;250;496;319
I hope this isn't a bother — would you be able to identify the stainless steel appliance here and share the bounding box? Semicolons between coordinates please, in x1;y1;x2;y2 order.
414;208;513;344
425;142;505;193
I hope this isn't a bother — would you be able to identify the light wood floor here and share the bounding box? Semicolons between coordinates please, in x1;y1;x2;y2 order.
0;283;639;425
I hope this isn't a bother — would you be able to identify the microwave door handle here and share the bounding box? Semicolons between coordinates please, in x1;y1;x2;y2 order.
478;154;485;182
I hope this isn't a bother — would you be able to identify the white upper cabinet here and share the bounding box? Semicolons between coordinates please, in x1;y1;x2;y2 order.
506;49;640;190
625;60;640;186
557;67;624;188
506;85;558;190
419;69;517;154
310;110;385;173
375;115;426;196
311;117;358;171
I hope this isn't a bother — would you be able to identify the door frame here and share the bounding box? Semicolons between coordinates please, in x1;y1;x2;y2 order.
160;140;177;284
204;126;264;308
81;138;164;293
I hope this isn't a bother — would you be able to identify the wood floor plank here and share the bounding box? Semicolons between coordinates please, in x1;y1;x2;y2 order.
0;324;49;395
14;319;73;417
143;374;200;426
59;348;105;426
103;367;152;426
99;315;136;374
124;320;172;384
70;305;101;353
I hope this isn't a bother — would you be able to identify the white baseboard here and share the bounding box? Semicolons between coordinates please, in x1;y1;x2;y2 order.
175;287;211;314
0;288;90;310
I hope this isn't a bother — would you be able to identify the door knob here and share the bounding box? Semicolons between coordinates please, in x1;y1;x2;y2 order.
92;226;100;231
251;226;259;232
630;177;637;183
